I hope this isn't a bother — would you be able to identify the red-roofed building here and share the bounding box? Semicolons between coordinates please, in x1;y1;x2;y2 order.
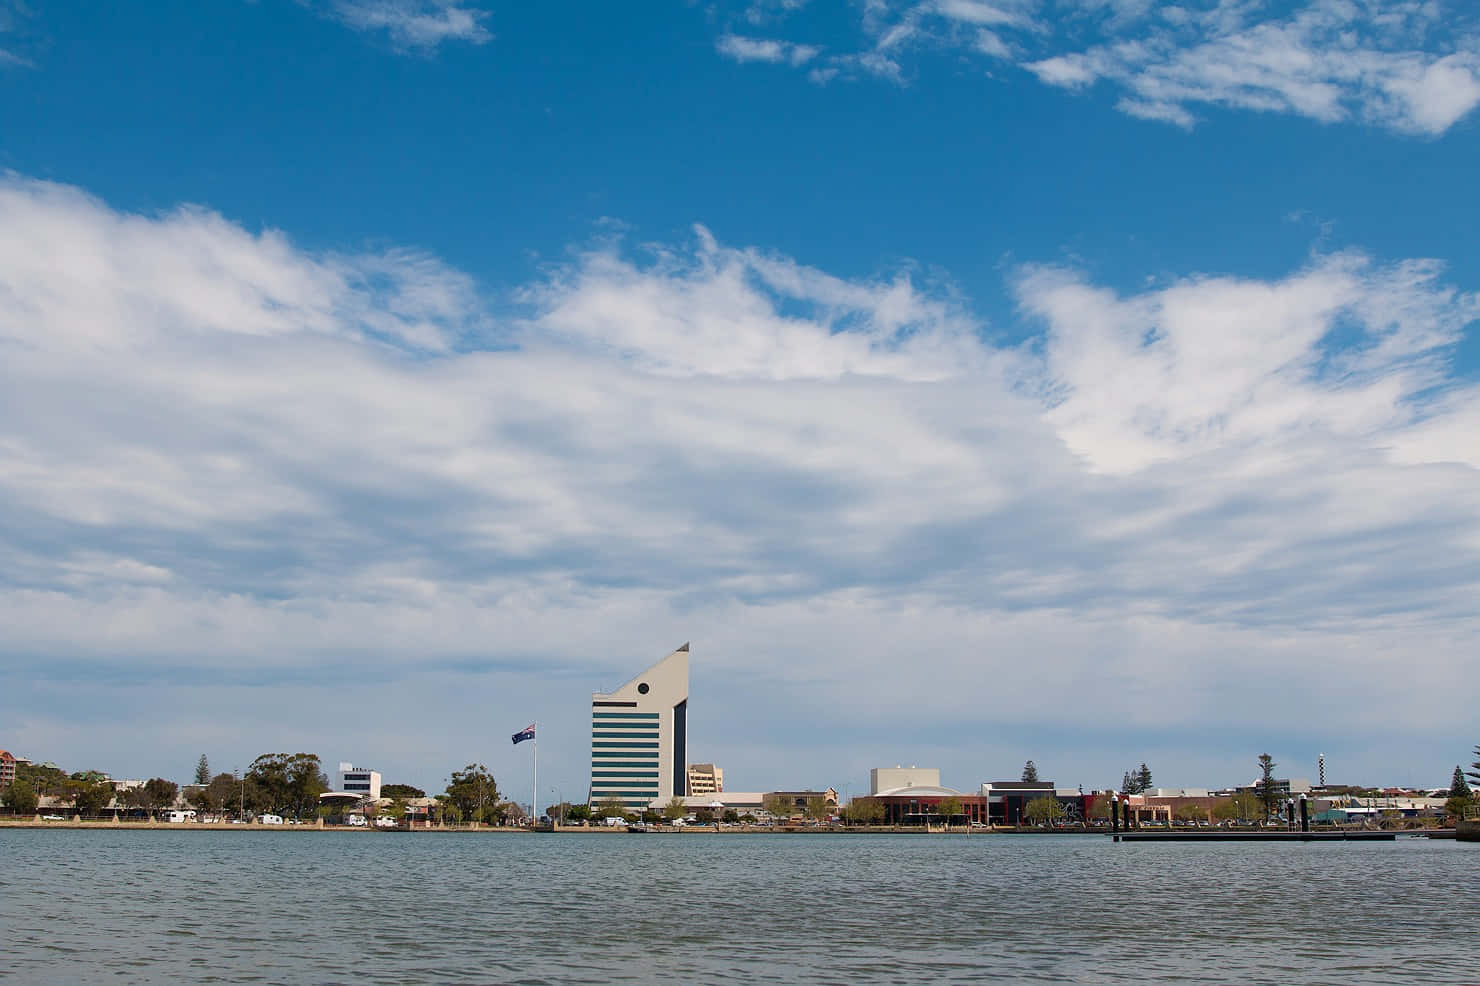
0;750;16;788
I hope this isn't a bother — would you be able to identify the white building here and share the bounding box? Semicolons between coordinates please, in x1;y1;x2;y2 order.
337;763;381;801
589;643;690;811
870;766;940;795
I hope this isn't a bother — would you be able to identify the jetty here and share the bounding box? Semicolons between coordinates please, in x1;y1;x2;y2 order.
1114;830;1393;842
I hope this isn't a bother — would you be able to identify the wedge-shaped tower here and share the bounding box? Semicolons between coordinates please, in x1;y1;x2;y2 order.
589;643;689;810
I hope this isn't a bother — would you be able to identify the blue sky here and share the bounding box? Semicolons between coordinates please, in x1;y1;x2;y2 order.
2;0;1479;802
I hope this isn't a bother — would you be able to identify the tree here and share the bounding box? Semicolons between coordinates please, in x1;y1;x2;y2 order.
194;755;211;786
143;778;179;810
444;764;499;824
1137;763;1153;793
937;796;964;826
1173;802;1204;825
4;778;39;814
192;773;242;815
1445;795;1473;821
1214;792;1263;825
842;799;884;825
564;803;591;823
19;763;68;797
1450;766;1472;799
1121;771;1136;794
381;783;425;799
68;777;114;816
763;794;793;821
1021;761;1039;783
1024;796;1066;825
247;754;328;819
595;795;628;821
1256;754;1280;823
663;797;687;822
805;796;829;820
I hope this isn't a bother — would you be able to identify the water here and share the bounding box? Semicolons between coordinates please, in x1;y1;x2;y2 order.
1;829;1474;984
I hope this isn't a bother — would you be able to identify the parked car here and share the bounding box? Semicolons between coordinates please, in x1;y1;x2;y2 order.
259;814;283;825
42;814;66;821
373;816;398;828
346;814;367;827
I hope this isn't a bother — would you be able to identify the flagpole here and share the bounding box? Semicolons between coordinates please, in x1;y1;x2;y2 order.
532;722;537;825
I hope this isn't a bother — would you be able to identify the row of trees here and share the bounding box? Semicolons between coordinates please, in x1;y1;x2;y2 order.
0;765;180;817
2;750;480;823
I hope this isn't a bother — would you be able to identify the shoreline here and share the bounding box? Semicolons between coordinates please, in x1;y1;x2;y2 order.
2;819;1450;837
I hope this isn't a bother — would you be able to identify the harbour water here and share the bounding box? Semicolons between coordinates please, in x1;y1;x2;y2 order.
1;829;1473;983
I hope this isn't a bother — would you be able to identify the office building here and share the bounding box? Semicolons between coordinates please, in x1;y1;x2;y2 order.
337;762;382;800
687;763;723;795
589;643;690;810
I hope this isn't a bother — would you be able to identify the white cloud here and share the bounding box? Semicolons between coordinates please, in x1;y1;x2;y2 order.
329;0;492;51
2;174;1478;785
933;0;1033;28
715;0;1480;135
716;33;820;67
1016;253;1480;473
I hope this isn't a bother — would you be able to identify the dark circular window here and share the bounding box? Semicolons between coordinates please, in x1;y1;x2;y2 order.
637;682;649;695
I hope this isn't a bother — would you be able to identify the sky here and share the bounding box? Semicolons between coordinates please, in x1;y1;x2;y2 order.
2;0;1478;804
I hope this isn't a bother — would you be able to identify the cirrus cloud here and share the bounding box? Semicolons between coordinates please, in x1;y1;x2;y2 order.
326;0;492;51
714;0;1480;136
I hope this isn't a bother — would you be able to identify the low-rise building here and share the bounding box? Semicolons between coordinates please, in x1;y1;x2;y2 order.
979;781;1087;825
865;783;991;824
336;763;382;800
0;750;15;788
768;789;838;813
1236;777;1312;796
648;792;766;816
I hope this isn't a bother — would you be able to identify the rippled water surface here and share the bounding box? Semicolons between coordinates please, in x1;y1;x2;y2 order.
1;829;1474;983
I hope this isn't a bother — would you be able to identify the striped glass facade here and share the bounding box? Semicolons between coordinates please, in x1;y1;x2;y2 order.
589;711;660;806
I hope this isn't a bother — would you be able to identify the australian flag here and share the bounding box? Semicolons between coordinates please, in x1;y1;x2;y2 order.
511;723;536;745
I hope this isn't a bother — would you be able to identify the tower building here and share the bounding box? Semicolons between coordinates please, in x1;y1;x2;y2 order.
589;643;689;811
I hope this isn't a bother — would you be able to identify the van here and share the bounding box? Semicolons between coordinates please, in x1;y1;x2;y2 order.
260;814;284;825
165;810;197;824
